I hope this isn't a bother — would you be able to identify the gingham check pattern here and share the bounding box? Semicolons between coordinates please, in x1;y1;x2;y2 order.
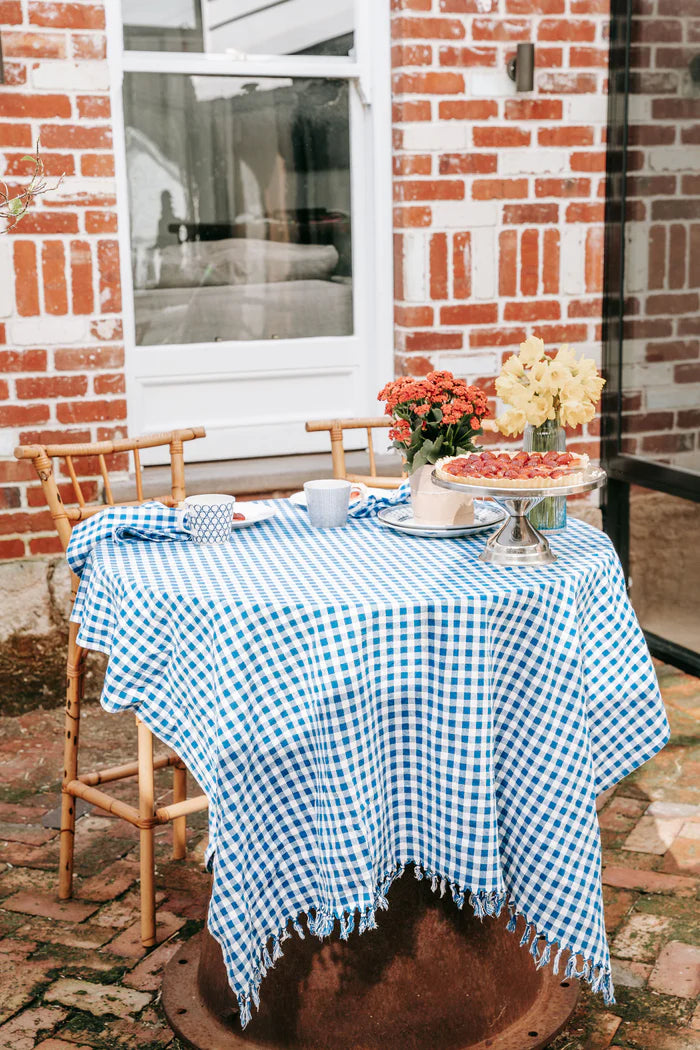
68;501;669;1026
347;479;410;518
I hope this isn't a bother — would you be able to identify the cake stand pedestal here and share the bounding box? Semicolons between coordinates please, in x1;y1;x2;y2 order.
431;469;606;567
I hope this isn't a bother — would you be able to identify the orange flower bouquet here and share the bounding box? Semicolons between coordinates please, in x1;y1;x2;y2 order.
378;371;490;474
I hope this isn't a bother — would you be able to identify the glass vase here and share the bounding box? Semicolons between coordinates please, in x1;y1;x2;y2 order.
523;419;567;532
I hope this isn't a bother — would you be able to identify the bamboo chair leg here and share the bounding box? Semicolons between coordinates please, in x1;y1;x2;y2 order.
137;718;157;947
59;622;85;900
172;760;187;861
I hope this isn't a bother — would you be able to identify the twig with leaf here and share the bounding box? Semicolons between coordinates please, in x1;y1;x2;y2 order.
0;142;64;234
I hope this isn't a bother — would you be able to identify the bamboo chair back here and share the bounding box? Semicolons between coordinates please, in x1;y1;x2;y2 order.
305;417;405;489
15;427;206;554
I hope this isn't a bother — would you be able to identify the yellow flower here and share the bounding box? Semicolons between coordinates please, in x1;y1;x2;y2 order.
525;394;554;427
495;372;527;403
559;398;596;428
502;354;525;377
495;408;527;437
547;359;574;389
582;373;606;402
554;344;577;368
518;335;546;368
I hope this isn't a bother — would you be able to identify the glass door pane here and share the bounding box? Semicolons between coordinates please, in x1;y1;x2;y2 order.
620;2;700;476
122;73;353;345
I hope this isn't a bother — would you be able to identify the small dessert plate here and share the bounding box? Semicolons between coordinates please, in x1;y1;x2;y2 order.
376;501;505;539
229;503;277;530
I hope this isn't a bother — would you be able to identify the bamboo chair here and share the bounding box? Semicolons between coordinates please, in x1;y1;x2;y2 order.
305;417;406;489
14;427;209;947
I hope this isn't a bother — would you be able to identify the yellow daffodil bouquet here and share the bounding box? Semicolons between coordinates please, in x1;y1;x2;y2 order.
495;335;606;437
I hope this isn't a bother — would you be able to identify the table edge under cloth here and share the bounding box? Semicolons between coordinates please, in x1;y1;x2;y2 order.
68;510;670;1027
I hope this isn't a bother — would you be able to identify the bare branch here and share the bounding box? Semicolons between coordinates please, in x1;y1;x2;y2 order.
0;141;64;234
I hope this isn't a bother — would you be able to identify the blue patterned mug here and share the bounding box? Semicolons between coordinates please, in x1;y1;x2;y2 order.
182;494;236;544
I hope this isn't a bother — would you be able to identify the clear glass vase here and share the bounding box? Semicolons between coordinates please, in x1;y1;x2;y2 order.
523;419;567;532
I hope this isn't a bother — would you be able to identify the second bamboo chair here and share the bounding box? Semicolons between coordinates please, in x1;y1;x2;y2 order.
14;427;208;947
305;417;405;488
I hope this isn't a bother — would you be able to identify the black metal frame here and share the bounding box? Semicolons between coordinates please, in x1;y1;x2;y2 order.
602;0;700;675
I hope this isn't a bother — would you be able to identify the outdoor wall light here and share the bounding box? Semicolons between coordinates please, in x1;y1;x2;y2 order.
507;43;535;92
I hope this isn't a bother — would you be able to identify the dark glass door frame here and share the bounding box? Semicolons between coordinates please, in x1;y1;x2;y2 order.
602;0;700;678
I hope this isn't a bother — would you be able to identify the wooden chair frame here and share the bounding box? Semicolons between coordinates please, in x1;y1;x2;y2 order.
14;427;209;947
305;417;405;488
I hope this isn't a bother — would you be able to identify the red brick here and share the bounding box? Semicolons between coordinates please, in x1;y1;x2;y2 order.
570;0;607;9
437;0;484;9
473;179;528;200
8;211;79;234
470;327;526;348
0;460;35;483
393;71;464;94
570;46;610;67
668;224;687;289
70;240;94;314
453;231;471;299
0;404;49;427
0;539;26;558
585;227;604;293
0;349;46;372
77;94;110;119
395;180;464;201
404;332;463;352
394;154;432;176
473;126;530;147
499;230;517;297
16;375;87;399
13;242;40;317
0;122;33;147
97;240;121;313
503;203;559;224
520;229;539;297
0;92;71;118
646;340;699;362
623;412;674;433
543;229;560;294
439;153;496;175
84;209;118;234
507;0;564;9
536;177;591;198
505;99;563;120
0;2;22;24
440;303;498;324
71;31;106;59
80;153;115;177
395;305;434;326
678;409;700;427
571;151;607;172
568;297;603;317
392;0;432;9
19;427;90;445
393;99;431;123
4;151;73;178
675;362;700;383
393;234;404;301
537;18;596;41
29;2;105;29
504;300;561;321
2;59;27;85
439;100;498;120
393;16;465;39
439;45;496;67
566;201;605;222
41;240;67;315
57;399;127;424
2;30;66;57
27;479;97;506
54;345;124;371
393;44;434;71
28;536;63;554
472;18;530;41
429;233;448;299
538;125;595;147
646;293;699;316
40;123;112;149
642;432;694;454
535;323;589;343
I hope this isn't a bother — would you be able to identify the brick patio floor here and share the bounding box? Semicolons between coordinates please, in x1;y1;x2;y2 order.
0;660;697;1050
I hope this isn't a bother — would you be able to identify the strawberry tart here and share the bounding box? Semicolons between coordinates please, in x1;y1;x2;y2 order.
435;448;590;489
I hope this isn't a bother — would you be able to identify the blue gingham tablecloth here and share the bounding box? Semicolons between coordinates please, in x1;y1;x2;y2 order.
68;501;669;1026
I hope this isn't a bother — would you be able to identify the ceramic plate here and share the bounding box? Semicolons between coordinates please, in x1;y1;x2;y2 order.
230;503;277;529
376;501;505;539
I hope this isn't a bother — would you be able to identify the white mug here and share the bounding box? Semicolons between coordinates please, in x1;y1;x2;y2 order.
182;494;236;544
304;479;352;528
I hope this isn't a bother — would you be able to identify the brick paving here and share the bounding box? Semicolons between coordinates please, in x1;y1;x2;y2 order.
0;660;697;1050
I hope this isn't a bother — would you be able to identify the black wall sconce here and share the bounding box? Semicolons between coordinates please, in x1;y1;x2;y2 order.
507;43;535;92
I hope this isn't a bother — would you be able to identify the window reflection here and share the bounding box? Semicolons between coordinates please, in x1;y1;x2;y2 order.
123;74;353;344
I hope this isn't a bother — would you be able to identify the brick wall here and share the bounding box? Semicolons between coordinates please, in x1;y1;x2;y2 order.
390;0;610;462
619;1;700;470
1;0;615;559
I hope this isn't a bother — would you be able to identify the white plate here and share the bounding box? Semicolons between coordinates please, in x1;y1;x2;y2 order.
289;485;381;509
376;501;505;539
230;503;277;529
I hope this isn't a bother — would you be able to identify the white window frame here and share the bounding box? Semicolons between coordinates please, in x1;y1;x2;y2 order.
104;0;394;463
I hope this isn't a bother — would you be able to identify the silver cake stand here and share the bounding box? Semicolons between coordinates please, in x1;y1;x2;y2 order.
431;468;606;566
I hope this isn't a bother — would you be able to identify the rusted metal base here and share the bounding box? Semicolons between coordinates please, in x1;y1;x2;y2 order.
163;874;579;1050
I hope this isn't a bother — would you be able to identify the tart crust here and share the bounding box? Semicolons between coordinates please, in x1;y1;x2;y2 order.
435;449;590;489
